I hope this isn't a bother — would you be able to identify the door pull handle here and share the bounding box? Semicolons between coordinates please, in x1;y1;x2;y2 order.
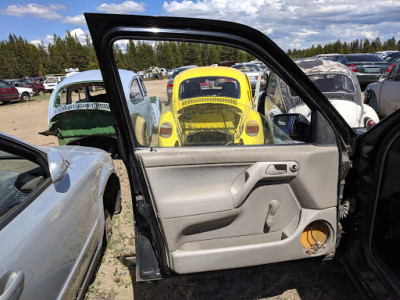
265;200;280;228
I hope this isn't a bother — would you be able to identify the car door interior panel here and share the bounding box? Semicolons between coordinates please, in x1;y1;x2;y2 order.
137;144;338;273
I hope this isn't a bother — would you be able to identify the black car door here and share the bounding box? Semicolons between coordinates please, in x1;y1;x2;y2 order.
85;13;357;281
339;110;400;298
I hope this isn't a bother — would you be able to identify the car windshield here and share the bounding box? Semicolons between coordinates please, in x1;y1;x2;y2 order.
232;64;260;72
179;76;241;100
346;55;384;62
290;74;355;99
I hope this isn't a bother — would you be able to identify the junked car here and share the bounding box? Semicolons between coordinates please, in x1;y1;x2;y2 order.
42;70;161;155
258;58;379;130
0;132;121;299
0;80;19;103
43;76;65;92
333;54;390;86
4;80;34;102
232;63;266;93
158;66;264;146
364;60;400;118
166;65;197;104
86;13;400;298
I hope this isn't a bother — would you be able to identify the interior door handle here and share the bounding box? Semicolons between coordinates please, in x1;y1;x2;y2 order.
0;271;24;300
231;161;298;208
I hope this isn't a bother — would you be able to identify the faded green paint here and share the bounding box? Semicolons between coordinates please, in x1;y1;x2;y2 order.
50;109;116;145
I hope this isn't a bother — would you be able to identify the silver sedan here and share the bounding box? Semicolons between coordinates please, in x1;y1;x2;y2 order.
365;60;400;118
0;132;121;300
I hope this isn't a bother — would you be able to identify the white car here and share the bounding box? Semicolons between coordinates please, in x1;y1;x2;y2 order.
44;76;65;92
43;69;161;156
259;58;379;129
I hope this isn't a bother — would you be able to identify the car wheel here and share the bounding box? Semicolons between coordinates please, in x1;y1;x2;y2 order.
104;209;112;242
38;89;44;96
20;93;30;102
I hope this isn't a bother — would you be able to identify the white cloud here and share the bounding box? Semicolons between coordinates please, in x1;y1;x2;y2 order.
0;3;65;19
30;40;43;47
162;0;400;50
96;1;145;14
296;29;319;37
67;28;90;45
63;15;86;26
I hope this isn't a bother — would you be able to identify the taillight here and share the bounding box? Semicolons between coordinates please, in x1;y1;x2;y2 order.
386;63;394;73
349;64;358;72
167;83;173;88
245;120;259;136
159;122;173;137
365;118;376;128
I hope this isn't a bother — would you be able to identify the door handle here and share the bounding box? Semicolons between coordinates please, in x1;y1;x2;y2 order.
231;161;298;208
0;271;24;300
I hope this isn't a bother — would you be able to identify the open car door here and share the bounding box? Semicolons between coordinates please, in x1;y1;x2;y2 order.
339;110;400;298
85;13;358;282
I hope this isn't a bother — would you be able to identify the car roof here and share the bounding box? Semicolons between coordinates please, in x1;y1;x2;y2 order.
294;58;352;75
55;69;136;88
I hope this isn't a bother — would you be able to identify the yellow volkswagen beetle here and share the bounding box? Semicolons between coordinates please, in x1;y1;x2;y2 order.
158;66;264;146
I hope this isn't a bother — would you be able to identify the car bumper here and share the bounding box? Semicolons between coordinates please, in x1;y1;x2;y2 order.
167;88;172;100
355;73;382;85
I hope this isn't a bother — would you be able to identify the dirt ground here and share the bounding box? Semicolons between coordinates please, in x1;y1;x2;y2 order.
0;79;364;300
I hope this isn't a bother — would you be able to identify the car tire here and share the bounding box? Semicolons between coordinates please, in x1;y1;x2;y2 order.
104;209;112;242
20;93;30;102
38;89;44;96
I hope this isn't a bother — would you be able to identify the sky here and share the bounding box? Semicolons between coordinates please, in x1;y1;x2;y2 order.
1;0;400;51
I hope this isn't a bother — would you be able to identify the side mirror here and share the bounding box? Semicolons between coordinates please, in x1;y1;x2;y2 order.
273;113;311;143
47;151;67;183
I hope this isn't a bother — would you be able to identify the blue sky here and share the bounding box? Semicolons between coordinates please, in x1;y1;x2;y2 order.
1;0;400;51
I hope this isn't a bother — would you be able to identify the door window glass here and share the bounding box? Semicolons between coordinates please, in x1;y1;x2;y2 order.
130;79;144;102
0;149;46;221
139;78;148;97
113;40;321;147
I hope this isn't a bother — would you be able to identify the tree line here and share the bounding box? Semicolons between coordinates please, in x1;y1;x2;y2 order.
1;32;400;79
287;37;400;58
113;40;255;71
0;32;255;79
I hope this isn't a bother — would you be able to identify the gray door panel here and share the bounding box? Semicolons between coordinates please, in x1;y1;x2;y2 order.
136;144;338;273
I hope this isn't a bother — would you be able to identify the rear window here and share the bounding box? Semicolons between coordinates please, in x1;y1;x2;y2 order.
290;74;355;97
179;76;240;99
346;55;384;62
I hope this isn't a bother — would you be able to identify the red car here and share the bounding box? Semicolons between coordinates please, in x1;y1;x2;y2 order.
24;77;46;95
13;79;45;96
0;80;19;103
